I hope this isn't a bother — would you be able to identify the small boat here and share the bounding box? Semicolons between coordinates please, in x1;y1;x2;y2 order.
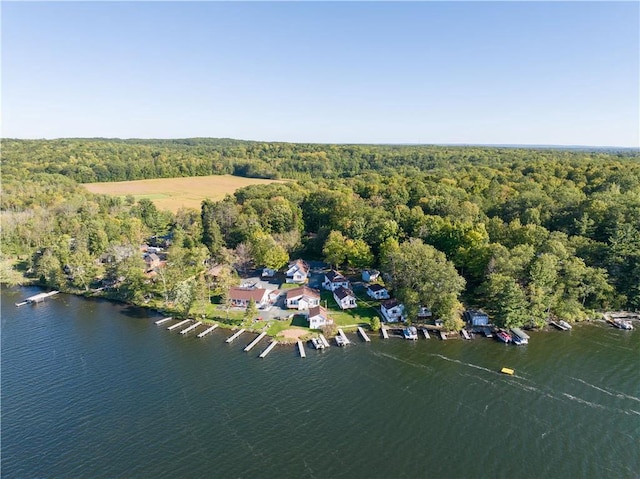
310;337;325;350
495;330;512;343
335;335;347;347
501;367;515;375
510;327;529;345
558;320;572;330
613;319;634;330
403;326;418;340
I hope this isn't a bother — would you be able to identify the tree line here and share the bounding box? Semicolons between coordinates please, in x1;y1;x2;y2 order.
1;138;638;328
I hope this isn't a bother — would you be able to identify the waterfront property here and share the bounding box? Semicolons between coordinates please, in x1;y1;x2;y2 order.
366;283;390;300
308;306;333;329
285;260;309;284
361;269;380;282
286;286;321;310
322;270;350;291
380;299;405;323
228;287;272;309
333;286;357;310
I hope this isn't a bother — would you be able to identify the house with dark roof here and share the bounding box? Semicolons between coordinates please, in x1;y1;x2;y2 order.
323;270;350;291
381;299;405;323
333;286;357;310
366;283;390;300
286;286;321;310
464;309;489;326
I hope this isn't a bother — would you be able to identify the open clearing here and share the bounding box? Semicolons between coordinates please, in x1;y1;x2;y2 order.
83;175;287;212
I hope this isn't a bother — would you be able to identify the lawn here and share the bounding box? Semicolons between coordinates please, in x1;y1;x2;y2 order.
320;291;381;329
82;174;287;213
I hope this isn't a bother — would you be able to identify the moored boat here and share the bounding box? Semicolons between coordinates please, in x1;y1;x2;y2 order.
403;326;418;340
310;337;325;350
613;319;634;330
495;330;512;343
335;335;347;346
558;320;572;330
510;327;530;345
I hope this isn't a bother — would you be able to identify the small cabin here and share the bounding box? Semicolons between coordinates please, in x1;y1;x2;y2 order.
464;309;489;327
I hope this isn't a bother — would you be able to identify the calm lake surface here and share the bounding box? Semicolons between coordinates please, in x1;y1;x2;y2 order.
2;286;639;478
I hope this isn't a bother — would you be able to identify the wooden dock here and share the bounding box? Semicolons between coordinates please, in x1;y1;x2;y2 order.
461;329;471;340
439;330;447;340
259;340;278;358
167;319;191;331
155;317;173;325
381;326;389;339
319;334;331;348
225;328;246;343
180;321;201;335
197;324;218;338
16;290;60;306
421;328;430;339
357;327;371;342
244;332;267;351
337;329;351;345
297;340;306;358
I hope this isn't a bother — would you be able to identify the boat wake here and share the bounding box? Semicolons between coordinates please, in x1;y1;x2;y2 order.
431;354;495;374
371;351;432;370
570;377;640;403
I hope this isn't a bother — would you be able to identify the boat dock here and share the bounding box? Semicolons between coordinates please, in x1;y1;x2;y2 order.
381;326;389;339
16;290;60;306
319;334;331;348
357;327;371;342
421;328;430;339
297;340;306;358
155;317;172;325
439;331;447;340
259;340;278;358
167;319;191;331
225;328;246;343
244;332;267;352
461;329;471;340
337;329;351;345
197;324;218;338
180;321;201;335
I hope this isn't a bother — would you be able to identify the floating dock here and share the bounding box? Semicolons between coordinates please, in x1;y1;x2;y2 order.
167;319;191;331
259;340;278;358
297;340;306;358
197;324;218;338
501;367;515;375
381;326;389;339
337;329;351;345
155;317;173;325
421;328;430;339
180;321;201;335
16;290;60;306
225;328;246;343
319;334;331;348
461;329;471;340
244;332;267;352
357;327;371;342
439;331;447;340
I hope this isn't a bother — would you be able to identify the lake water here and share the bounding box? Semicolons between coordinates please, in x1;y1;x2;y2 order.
2;286;639;478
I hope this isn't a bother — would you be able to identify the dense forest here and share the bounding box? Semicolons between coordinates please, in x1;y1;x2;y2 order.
2;138;639;330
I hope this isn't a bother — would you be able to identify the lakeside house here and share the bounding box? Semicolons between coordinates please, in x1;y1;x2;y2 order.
333;286;357;310
381;299;405;323
366;283;390;300
464;310;489;327
362;269;380;282
286;286;321;310
286;260;309;284
228;287;272;309
308;306;333;329
143;253;161;273
323;270;350;291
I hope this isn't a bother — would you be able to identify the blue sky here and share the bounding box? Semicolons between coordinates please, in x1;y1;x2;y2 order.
2;1;639;147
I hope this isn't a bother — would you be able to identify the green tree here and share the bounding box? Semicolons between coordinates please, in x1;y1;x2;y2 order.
323;230;348;268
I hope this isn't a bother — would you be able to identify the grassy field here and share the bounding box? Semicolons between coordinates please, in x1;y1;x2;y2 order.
82;174;287;213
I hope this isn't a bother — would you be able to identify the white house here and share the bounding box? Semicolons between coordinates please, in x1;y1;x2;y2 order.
286;260;309;284
381;299;405;323
333;286;357;310
228;287;271;309
308;306;333;329
323;270;350;291
366;283;390;300
286;286;321;310
362;269;380;282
